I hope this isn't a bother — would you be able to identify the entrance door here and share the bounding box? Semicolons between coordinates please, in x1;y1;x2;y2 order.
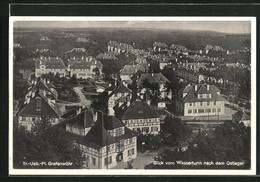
116;153;123;162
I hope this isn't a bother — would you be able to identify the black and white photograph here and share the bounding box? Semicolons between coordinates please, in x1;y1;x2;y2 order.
9;17;256;175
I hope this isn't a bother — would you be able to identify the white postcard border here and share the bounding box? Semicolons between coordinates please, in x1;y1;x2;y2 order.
9;16;257;176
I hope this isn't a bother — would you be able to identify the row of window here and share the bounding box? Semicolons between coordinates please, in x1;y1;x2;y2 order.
187;108;222;114
187;101;217;107
125;118;159;124
132;127;158;133
197;94;211;99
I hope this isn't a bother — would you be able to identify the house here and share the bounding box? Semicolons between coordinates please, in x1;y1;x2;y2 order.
232;110;250;127
17;92;61;131
176;67;205;83
136;73;172;99
175;84;226;117
35;57;66;78
40;36;51;41
25;78;58;105
153;42;168;52
107;83;132;110
64;109;137;169
116;99;161;135
107;41;133;54
68;57;103;79
120;64;146;84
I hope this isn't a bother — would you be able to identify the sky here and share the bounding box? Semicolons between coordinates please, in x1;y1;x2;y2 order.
14;20;251;34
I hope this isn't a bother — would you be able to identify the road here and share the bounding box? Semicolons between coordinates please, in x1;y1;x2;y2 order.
56;86;92;114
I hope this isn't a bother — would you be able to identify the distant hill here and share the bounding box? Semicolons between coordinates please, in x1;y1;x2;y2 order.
14;27;251;52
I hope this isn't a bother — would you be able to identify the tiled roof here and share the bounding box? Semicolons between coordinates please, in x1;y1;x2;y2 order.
69;60;102;70
65;122;136;149
18;94;60;118
137;73;170;87
103;115;126;130
178;84;226;103
66;110;94;128
120;65;146;76
121;99;160;120
31;78;58;98
35;57;66;69
232;111;250;122
108;83;132;97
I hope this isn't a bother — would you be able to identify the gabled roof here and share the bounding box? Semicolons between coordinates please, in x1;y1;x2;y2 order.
137;73;170;87
66;110;94;128
18;94;60;118
120;65;146;76
69;60;102;70
85;120;116;147
103;115;126;130
108;83;132;98
121;99;160;120
232;111;250;122
35;57;66;69
31;78;58;98
178;84;226;103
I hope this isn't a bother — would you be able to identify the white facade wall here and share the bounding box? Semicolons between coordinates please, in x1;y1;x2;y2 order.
123;118;160;135
35;68;66;78
18;116;59;131
183;100;225;116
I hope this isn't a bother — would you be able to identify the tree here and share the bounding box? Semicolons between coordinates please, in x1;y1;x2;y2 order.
161;116;192;146
31;117;52;136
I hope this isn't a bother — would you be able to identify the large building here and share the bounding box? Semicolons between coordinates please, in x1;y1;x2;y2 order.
17;92;61;131
107;41;133;55
175;84;226;117
68;57;103;79
35;57;66;77
116;99;161;135
64;109;137;169
176;67;205;83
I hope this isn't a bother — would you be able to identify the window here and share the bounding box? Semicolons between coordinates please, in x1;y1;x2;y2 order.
142;127;149;133
188;109;192;114
105;156;112;165
217;108;221;112
198;109;204;113
21;117;26;121
214;101;216;105
92;157;96;165
189;103;192;106
212;108;216;113
128;148;135;156
200;102;203;106
193;109;197;113
129;138;133;144
206;94;209;98
193;102;196;106
207;101;210;106
205;109;211;113
151;127;158;132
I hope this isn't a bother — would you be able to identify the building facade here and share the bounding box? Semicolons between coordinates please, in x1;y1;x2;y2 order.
35;57;66;77
17;93;61;131
175;84;226;117
64;110;137;169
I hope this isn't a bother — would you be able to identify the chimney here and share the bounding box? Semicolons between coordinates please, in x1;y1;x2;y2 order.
77;107;82;115
195;85;198;91
49;57;50;60
41;56;42;60
207;84;210;90
83;110;87;127
47;97;51;105
94;60;97;65
47;79;50;84
127;99;131;107
56;57;58;60
34;80;37;85
152;72;154;77
82;56;84;60
44;78;46;84
43;90;46;97
147;99;151;105
73;56;75;60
